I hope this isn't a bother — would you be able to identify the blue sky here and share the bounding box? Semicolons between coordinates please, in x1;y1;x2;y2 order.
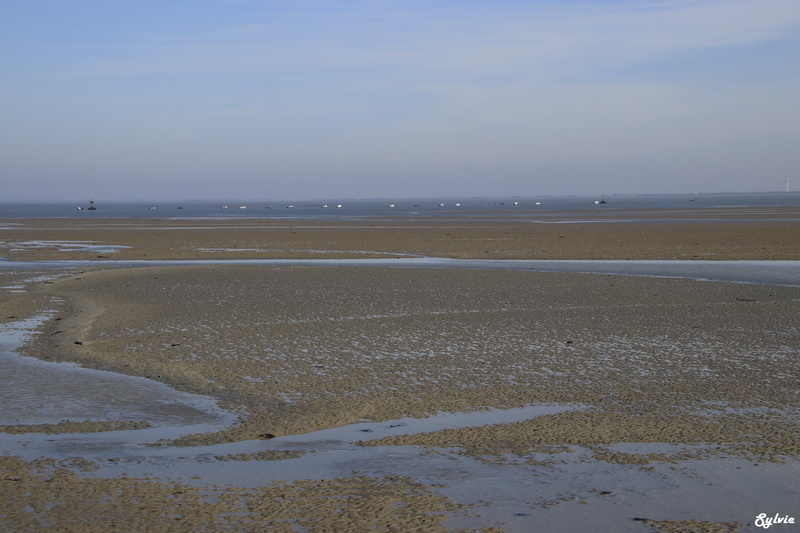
2;0;799;201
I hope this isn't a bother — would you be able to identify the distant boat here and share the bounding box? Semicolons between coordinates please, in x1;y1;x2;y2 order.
593;195;607;205
239;206;246;209
336;204;343;208
388;204;395;208
148;207;156;210
286;205;294;208
87;199;97;211
321;204;328;208
221;205;229;209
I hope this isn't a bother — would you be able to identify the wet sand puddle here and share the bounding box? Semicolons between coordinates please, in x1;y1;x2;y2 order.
0;315;235;438
1;240;131;254
5;397;799;532
3;258;800;286
3;317;799;532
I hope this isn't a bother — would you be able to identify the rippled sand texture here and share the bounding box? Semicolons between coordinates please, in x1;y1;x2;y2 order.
23;265;800;463
1;456;464;533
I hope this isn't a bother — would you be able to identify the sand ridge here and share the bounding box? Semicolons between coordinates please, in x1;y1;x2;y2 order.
18;264;800;461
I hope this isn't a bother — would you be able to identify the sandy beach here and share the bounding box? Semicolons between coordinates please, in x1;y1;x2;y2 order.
1;208;799;532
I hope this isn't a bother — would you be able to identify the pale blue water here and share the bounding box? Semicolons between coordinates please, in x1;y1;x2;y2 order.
2;192;799;219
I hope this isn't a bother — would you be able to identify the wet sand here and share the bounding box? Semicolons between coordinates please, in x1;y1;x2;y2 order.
2;210;800;532
2;205;800;262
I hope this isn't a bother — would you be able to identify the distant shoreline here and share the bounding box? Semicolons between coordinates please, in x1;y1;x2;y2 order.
3;189;799;204
2;207;800;262
1;191;799;220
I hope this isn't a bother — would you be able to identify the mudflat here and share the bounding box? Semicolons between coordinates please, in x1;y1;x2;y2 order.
2;205;800;261
1;209;799;532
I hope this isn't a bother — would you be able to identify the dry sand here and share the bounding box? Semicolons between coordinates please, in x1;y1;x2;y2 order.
2;210;799;532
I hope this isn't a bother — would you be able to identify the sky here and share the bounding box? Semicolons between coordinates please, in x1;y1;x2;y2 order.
2;0;799;201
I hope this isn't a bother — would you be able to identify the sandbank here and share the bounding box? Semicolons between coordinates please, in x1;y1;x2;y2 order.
2;205;800;262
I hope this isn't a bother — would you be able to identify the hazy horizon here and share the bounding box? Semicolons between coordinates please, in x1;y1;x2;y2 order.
3;187;798;205
3;1;799;202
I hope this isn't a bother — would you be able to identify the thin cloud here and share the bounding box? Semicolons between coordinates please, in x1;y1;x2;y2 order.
3;0;800;200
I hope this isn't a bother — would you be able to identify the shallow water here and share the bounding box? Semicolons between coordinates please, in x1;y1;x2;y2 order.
2;258;800;287
8;240;131;254
4;405;797;533
0;316;234;432
2;192;800;219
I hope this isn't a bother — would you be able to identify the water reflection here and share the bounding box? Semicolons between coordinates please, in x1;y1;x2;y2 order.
0;316;233;430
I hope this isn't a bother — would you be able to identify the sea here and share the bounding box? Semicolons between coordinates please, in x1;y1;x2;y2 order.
1;192;799;220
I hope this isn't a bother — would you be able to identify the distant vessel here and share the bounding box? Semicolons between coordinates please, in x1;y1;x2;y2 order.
87;199;97;211
593;195;607;205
